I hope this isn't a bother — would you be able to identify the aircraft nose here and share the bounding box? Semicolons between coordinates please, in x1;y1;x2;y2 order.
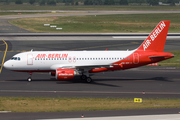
3;61;11;69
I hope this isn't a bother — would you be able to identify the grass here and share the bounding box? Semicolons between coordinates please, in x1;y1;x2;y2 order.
0;97;180;112
159;51;180;66
9;13;180;33
1;5;180;11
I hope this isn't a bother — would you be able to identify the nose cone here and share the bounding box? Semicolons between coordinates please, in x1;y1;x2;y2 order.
3;61;11;70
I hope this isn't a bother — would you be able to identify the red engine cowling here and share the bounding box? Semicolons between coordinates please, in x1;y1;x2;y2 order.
56;69;75;80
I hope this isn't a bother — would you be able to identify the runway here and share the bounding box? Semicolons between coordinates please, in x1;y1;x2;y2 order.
0;39;180;99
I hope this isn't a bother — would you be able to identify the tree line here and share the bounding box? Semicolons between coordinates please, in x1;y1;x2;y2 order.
0;0;179;6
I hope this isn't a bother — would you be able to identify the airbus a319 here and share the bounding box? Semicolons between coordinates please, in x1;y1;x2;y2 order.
4;21;174;83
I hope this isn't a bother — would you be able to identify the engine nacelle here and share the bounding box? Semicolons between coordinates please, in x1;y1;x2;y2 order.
56;69;76;81
50;71;56;76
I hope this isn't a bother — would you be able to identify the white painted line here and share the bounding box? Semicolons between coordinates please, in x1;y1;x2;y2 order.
44;24;50;26
113;36;147;39
37;114;180;120
50;25;57;28
113;36;180;39
0;90;180;95
56;28;62;30
0;111;11;113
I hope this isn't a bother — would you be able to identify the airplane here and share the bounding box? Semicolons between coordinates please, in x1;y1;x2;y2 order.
3;21;174;83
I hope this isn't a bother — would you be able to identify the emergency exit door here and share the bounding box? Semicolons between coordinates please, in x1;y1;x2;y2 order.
27;54;33;65
133;53;139;64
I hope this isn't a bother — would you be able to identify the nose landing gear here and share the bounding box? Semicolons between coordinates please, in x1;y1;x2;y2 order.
27;72;32;82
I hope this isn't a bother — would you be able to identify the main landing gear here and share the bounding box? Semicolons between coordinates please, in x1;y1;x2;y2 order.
80;75;92;83
27;72;32;82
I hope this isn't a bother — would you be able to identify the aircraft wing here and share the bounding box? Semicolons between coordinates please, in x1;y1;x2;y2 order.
50;64;111;70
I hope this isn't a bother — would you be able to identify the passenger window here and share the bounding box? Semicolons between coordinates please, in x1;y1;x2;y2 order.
14;57;17;60
18;57;20;60
82;58;84;60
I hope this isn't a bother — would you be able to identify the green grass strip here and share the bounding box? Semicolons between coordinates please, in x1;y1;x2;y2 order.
0;97;180;112
9;13;180;33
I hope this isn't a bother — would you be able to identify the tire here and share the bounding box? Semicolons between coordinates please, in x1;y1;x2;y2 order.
86;77;92;83
27;77;32;82
81;75;87;80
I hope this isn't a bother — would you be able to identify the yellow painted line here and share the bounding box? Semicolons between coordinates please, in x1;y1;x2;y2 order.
0;39;8;74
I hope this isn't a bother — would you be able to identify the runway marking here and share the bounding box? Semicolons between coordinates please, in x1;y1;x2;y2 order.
0;39;8;74
0;90;180;95
37;114;180;120
0;43;5;46
68;43;136;51
113;36;147;39
0;111;11;113
94;76;180;81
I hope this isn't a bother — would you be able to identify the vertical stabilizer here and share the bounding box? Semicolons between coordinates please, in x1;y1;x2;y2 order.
137;21;170;52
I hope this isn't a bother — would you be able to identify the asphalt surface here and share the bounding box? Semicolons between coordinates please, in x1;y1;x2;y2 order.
0;39;180;99
0;108;180;120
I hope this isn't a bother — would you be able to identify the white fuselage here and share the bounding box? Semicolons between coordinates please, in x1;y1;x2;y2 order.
4;50;135;71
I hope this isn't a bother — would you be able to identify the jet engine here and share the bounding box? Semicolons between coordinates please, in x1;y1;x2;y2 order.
56;69;77;80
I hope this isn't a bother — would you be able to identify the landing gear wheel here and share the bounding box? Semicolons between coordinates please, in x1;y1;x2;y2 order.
86;77;92;83
81;75;87;80
27;77;32;82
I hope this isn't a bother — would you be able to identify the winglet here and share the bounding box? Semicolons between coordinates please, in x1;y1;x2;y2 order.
137;21;170;52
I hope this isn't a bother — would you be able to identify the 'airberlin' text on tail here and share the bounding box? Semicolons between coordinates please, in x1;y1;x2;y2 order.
143;21;166;51
137;21;170;52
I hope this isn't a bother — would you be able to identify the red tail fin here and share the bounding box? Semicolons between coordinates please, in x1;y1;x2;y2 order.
137;21;170;52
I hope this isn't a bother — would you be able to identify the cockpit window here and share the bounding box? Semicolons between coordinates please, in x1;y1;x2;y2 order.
10;57;21;61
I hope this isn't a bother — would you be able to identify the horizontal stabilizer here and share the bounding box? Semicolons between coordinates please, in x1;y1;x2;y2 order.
149;55;174;58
